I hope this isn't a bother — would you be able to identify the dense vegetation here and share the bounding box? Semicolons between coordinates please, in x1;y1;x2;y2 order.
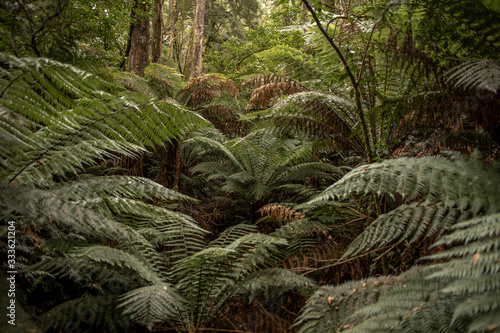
1;0;499;332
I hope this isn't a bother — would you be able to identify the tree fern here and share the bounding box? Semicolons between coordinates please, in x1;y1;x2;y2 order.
247;92;364;154
295;152;500;332
336;213;500;333
303;151;500;258
118;226;307;331
0;54;210;184
183;132;342;206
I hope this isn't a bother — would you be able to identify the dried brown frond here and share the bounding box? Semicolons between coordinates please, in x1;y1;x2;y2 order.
177;74;239;108
199;104;248;137
259;204;306;226
246;81;308;112
241;73;290;91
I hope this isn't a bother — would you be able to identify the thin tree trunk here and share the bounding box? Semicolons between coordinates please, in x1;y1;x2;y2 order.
151;0;164;64
301;0;373;162
169;0;183;73
188;0;206;79
128;0;150;76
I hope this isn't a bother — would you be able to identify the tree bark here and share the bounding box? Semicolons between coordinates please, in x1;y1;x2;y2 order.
128;0;150;76
151;0;164;64
188;0;206;79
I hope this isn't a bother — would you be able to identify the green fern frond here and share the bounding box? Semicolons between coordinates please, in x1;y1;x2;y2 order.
38;295;129;333
272;219;330;239
118;284;187;330
343;202;465;258
0;183;130;240
255;46;326;88
238;267;318;302
52;175;196;202
144;63;183;99
295;274;409;333
447;59;500;93
420;213;500;331
343;268;460;333
111;70;156;97
72;245;164;285
183;136;244;171
248;92;363;153
0;54;210;184
308;153;500;214
208;224;258;248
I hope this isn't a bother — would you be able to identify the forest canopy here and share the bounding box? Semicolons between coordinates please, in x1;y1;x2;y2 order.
1;0;500;332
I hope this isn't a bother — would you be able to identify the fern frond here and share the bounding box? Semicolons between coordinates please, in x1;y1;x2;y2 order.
208;224;258;248
248;92;363;153
272;219;330;239
343;268;461;333
52;175;196;203
144;63;183;99
447;59;500;93
308;153;500;214
183;136;244;171
239;267;318;302
295;274;407;333
118;284;187;330
0;54;210;184
198;104;248;137
343;202;464;258
111;70;156;97
255;46;326;89
72;245;164;285
421;213;500;331
38;295;129;333
0;184;130;240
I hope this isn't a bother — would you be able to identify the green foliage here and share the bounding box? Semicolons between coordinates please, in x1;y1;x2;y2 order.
183;132;342;206
294;274;408;333
0;0;134;62
0;54;210;185
37;295;130;333
204;25;306;76
304;151;500;257
119;285;187;330
248;91;364;154
339;213;500;332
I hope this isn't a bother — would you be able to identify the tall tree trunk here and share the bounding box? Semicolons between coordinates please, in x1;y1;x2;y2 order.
128;0;150;76
151;0;164;64
169;0;182;73
188;0;206;79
